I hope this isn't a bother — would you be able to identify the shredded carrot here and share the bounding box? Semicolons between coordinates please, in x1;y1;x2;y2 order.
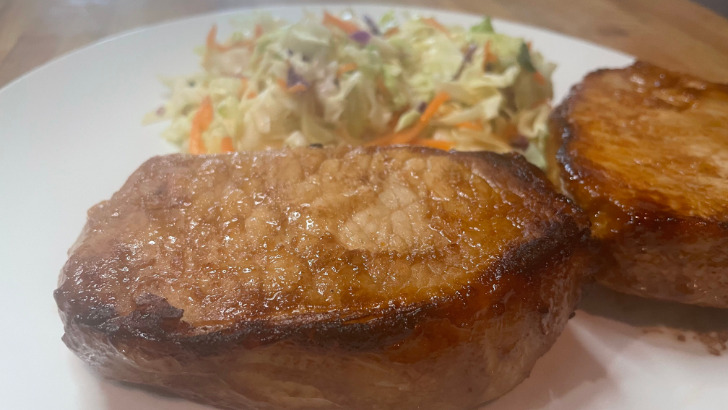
383;27;400;37
502;122;519;140
287;83;308;93
337;62;358;76
456;121;484;131
206;24;253;52
483;41;498;70
533;71;546;85
189;97;214;155
237;78;249;99
254;24;264;39
411;139;454;151
367;91;451;146
486;41;497;62
206;25;220;51
422;17;450;36
277;77;307;93
323;11;359;35
204;25;225;66
221;136;235;152
246;90;258;99
418;91;451;127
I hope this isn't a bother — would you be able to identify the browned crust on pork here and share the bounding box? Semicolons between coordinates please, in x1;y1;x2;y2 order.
549;61;728;307
56;147;587;352
55;146;590;408
60;248;591;410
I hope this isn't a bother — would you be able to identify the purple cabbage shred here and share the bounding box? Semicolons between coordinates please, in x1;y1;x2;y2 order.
363;15;381;35
349;30;371;45
286;66;308;88
452;43;478;80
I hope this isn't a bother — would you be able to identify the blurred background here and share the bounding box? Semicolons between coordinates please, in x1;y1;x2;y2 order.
1;0;727;88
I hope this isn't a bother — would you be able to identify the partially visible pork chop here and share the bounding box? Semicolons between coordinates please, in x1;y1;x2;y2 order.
549;61;728;307
55;146;590;409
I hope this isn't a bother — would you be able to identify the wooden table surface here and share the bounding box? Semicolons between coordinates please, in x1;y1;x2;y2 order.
1;0;728;89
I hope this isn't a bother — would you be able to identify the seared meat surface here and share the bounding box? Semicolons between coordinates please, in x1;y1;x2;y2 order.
55;146;590;409
549;61;728;307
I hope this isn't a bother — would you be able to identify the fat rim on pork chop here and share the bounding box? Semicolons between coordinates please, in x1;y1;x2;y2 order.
55;146;591;409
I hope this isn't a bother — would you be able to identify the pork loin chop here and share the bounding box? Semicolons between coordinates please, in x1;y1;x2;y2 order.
55;146;590;409
548;61;728;307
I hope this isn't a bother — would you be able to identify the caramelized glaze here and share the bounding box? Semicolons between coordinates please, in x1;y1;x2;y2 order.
550;61;728;307
55;146;590;408
56;147;585;336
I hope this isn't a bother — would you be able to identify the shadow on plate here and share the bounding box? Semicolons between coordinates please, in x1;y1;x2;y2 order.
482;325;609;409
579;284;728;356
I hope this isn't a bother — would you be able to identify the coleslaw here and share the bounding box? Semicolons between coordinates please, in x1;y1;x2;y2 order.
145;11;556;167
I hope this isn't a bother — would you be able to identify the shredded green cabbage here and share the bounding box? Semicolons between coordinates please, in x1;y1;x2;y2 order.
145;12;556;167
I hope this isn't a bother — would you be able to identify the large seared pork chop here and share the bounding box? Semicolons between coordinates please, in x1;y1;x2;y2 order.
549;61;728;308
55;146;590;409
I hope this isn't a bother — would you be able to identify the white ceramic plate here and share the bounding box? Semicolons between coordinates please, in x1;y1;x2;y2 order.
1;4;726;410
